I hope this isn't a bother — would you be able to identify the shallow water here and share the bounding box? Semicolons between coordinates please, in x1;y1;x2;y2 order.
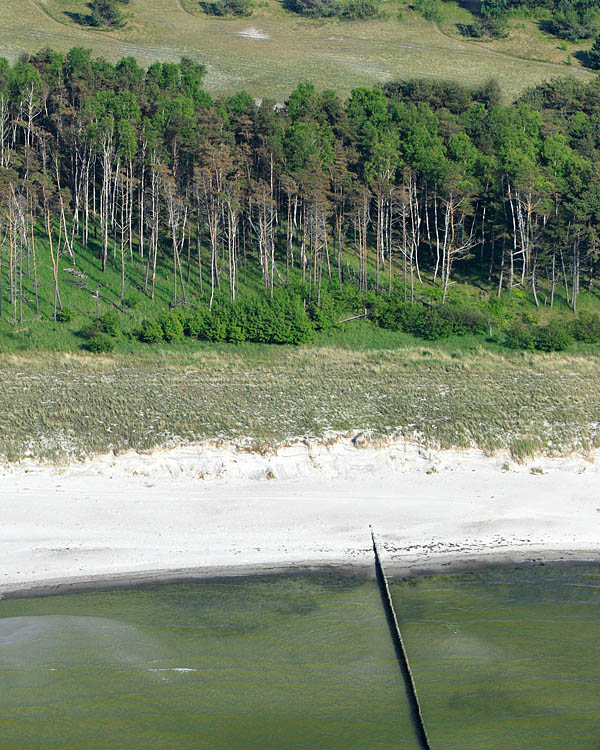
390;563;600;750
1;564;599;749
0;574;415;749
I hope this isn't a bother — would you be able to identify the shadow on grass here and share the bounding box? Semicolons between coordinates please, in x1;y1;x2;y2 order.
64;11;94;26
573;48;595;69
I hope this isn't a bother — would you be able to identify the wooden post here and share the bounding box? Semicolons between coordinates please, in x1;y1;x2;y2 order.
371;527;432;750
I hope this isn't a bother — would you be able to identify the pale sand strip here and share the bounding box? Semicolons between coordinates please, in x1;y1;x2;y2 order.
1;437;600;595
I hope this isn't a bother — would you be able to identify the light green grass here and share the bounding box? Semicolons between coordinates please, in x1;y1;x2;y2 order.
436;0;594;67
0;0;592;101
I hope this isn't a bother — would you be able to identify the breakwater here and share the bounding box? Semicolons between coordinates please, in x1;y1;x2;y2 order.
371;528;432;750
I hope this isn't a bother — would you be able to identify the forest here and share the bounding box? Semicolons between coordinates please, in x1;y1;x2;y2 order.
1;48;600;354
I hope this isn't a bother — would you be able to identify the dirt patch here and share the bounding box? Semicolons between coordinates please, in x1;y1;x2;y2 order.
237;26;272;39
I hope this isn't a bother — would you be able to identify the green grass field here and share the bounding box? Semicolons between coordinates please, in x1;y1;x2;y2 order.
1;0;592;101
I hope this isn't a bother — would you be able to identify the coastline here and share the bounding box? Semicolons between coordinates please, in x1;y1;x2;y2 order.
4;550;600;600
2;436;600;598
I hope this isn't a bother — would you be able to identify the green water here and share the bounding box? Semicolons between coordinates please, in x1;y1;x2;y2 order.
390;563;600;750
1;565;599;749
0;574;415;749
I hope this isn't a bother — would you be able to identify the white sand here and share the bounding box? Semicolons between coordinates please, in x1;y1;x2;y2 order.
2;437;600;595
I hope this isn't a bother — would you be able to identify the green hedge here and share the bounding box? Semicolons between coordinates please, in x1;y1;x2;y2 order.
138;293;316;346
370;297;489;340
505;318;573;351
571;311;600;343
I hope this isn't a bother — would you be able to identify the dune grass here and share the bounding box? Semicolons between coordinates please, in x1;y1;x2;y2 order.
0;0;592;102
1;343;598;462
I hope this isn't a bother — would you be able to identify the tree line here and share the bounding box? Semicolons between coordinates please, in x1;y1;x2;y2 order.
0;49;600;346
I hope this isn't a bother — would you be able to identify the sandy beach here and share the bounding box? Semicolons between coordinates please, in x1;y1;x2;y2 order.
2;436;600;596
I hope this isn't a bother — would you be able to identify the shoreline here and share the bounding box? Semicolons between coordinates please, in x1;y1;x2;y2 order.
4;549;600;600
2;437;599;599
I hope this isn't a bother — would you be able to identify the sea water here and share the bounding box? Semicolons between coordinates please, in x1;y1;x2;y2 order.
390;562;600;749
0;574;415;749
1;565;599;749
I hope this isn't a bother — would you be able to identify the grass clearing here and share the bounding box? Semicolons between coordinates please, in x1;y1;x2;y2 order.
1;344;598;462
436;0;594;67
0;0;592;101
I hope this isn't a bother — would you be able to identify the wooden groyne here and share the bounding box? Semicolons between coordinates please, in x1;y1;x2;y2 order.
371;528;432;750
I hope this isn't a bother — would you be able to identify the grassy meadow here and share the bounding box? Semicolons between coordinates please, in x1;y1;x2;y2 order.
1;0;593;101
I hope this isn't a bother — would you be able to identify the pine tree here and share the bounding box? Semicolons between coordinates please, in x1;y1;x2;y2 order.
588;34;600;69
88;0;125;28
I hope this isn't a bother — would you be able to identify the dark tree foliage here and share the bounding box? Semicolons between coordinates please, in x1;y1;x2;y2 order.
284;0;380;18
471;0;600;41
382;79;477;113
587;33;600;66
549;0;598;39
87;0;127;27
458;14;508;38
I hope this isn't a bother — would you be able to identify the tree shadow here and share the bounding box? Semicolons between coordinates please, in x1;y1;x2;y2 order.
455;0;481;13
64;11;94;26
573;48;593;68
537;18;556;35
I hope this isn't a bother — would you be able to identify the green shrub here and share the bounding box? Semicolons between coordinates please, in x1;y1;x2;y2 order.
339;0;381;19
276;295;314;344
307;290;339;331
283;0;380;18
88;0;125;27
122;294;140;309
418;308;455;340
78;322;102;340
139;318;164;344
457;15;507;38
99;310;120;337
504;320;536;350
185;309;211;338
370;297;401;329
56;307;74;323
200;0;252;14
284;0;340;16
588;34;600;68
206;304;230;342
439;305;489;336
413;0;442;23
137;294;311;347
534;321;572;351
571;311;600;343
370;298;488;340
159;310;184;342
550;4;598;41
85;334;115;353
